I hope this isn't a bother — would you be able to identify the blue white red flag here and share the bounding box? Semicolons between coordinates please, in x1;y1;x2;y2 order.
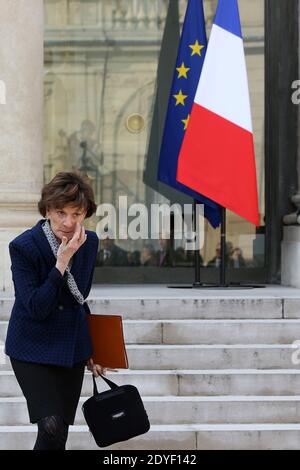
177;0;260;226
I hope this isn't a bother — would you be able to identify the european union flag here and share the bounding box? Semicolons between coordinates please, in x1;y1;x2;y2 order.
157;0;221;228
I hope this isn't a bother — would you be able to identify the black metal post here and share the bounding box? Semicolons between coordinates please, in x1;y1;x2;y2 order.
193;199;201;286
168;203;264;289
220;206;226;286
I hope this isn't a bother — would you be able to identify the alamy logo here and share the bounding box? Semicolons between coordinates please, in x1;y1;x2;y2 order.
0;80;6;105
0;340;6;365
291;340;300;365
291;80;300;105
95;197;205;251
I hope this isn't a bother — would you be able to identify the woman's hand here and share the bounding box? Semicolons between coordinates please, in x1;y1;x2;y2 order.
86;358;118;377
57;222;87;267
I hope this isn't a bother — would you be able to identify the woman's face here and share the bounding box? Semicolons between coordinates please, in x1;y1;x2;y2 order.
46;205;87;241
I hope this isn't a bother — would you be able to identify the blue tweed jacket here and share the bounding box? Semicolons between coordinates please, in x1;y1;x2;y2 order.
5;219;99;367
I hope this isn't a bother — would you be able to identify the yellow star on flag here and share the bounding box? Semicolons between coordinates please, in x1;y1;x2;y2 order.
182;114;190;130
176;62;190;79
189;40;205;56
173;90;188;106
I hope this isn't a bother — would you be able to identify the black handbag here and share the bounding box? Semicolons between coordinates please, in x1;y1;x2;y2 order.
82;374;150;447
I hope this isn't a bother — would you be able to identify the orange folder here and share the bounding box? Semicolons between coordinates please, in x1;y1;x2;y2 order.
87;314;129;369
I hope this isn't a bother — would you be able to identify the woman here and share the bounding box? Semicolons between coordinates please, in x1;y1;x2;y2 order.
5;171;115;450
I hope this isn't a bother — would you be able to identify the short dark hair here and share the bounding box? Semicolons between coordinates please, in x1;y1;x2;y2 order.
38;171;97;219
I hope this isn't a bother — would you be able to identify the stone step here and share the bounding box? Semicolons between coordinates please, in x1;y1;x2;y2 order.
124;344;299;370
1;344;299;370
0;296;288;320
2;319;300;345
3;284;300;321
2;396;300;426
126;319;300;344
2;424;300;450
2;369;300;397
87;298;285;320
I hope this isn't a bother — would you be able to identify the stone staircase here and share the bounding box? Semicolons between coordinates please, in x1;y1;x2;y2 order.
1;286;300;450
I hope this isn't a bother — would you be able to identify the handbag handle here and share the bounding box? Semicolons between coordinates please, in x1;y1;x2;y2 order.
92;374;119;396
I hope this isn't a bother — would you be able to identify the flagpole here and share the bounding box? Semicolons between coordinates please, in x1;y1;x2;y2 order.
220;206;226;286
168;202;264;289
193;199;202;286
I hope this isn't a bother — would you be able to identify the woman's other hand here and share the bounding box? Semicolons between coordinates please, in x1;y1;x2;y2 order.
86;358;118;377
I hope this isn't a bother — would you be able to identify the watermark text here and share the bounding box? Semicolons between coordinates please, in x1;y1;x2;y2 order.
95;197;205;250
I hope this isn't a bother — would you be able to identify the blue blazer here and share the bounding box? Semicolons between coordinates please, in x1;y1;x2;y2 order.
5;219;99;367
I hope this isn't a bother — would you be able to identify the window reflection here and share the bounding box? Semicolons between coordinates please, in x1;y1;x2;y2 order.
44;0;265;273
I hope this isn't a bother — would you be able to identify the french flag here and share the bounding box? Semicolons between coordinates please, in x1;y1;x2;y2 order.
176;0;260;226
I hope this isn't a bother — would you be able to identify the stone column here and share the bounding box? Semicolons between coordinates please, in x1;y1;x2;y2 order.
0;0;44;291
